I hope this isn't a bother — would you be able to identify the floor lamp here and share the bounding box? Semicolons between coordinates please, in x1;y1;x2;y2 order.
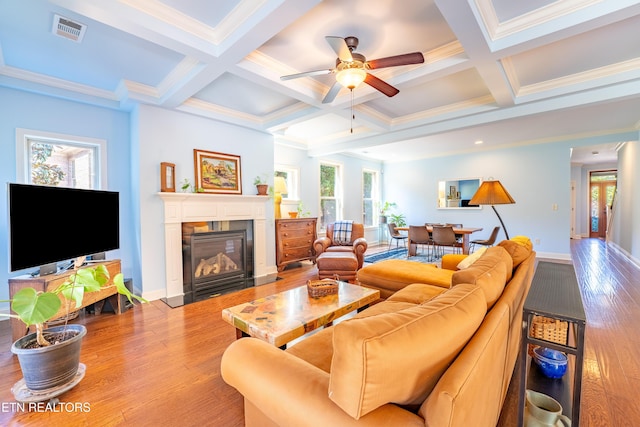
469;180;515;240
274;176;288;219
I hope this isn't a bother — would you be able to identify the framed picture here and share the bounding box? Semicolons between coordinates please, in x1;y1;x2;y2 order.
193;149;242;194
160;162;175;192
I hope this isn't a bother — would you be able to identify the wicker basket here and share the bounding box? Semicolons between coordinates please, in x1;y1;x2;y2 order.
531;316;568;344
307;279;339;298
528;315;568;356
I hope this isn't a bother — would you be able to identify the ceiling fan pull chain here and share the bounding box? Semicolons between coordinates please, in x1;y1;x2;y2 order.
350;89;354;134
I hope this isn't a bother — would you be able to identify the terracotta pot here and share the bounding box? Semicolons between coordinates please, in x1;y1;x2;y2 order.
288;212;298;218
256;184;268;195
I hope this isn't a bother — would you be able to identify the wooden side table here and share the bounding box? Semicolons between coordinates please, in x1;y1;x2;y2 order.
518;261;586;426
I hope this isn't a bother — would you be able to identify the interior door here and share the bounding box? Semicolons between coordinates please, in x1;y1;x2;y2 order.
589;179;616;238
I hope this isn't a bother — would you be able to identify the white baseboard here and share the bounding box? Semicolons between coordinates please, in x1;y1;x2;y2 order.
608;242;640;269
535;252;572;262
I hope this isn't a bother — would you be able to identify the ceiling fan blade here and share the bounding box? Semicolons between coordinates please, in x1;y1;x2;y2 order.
364;73;399;97
281;69;333;81
367;52;424;70
322;82;342;104
325;36;352;62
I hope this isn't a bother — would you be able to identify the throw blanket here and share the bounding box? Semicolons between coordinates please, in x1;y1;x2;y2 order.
333;220;353;245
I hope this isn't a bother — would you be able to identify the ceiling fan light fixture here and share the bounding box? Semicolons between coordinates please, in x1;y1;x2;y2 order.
336;68;366;89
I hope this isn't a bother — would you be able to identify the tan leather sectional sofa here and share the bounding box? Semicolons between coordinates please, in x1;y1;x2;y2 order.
221;237;536;427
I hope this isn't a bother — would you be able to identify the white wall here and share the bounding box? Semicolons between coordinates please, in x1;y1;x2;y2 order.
135;105;275;300
611;140;640;264
384;142;573;259
275;144;384;243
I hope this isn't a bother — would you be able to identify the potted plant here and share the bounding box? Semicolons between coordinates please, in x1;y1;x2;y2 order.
1;263;146;392
379;201;397;224
389;213;407;227
253;175;269;196
296;201;311;218
180;178;203;193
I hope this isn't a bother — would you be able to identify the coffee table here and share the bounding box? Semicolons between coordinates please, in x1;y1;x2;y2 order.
222;282;380;348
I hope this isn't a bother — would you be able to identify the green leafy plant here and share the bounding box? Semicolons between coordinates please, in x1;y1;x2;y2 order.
1;265;147;347
389;213;407;227
31;143;66;186
379;201;397;216
181;178;193;192
297;201;311;217
253;174;268;186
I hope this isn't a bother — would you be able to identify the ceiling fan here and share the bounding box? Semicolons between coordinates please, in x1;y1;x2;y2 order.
280;36;424;104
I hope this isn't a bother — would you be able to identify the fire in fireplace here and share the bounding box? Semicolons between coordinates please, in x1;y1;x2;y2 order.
182;220;254;303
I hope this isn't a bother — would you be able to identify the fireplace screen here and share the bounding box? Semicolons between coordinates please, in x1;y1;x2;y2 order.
184;228;249;302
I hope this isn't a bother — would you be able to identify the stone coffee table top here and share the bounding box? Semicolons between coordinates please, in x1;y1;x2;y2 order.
222;282;379;348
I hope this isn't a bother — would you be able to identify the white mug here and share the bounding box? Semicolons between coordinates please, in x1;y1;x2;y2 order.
525;389;571;426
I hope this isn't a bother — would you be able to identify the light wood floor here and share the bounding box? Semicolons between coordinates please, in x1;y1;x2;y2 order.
0;238;638;426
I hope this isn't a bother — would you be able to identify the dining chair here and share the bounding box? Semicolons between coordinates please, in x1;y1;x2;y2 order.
387;222;407;250
408;225;432;257
445;223;464;244
469;226;500;252
431;225;462;258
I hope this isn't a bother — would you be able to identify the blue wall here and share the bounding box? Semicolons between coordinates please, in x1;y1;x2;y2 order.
0;87;132;308
384;143;573;258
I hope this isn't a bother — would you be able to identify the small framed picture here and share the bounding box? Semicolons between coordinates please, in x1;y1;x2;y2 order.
193;149;242;194
160;162;175;192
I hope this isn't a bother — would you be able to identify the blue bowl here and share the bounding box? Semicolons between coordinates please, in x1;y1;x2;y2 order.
533;347;567;379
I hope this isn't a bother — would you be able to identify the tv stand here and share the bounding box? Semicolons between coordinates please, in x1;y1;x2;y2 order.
8;260;122;343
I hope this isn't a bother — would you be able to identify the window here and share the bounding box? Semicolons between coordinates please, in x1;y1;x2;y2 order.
274;165;300;200
17;129;107;189
320;162;342;228
362;169;379;226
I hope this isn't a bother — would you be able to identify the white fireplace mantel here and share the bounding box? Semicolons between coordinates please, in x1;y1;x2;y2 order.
158;192;270;300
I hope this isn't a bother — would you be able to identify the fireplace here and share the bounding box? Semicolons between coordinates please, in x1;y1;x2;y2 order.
158;193;271;308
182;220;254;303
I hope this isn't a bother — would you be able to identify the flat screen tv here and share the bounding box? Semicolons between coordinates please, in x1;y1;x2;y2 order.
8;183;119;273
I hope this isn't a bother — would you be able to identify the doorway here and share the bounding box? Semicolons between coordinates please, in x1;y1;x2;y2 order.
589;170;617;238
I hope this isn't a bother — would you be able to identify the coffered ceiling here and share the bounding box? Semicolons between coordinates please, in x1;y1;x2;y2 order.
1;0;639;163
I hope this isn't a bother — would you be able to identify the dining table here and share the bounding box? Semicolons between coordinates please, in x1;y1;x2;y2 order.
395;225;483;255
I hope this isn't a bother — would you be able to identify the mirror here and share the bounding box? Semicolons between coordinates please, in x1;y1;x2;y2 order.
438;178;482;209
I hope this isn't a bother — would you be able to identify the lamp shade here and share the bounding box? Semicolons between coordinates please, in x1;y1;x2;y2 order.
469;180;515;206
274;176;288;194
336;68;366;89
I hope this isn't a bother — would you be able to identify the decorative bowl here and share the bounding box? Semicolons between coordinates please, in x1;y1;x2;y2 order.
533;347;567;379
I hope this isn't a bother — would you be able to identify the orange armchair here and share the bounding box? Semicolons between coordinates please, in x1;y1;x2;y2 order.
313;222;368;269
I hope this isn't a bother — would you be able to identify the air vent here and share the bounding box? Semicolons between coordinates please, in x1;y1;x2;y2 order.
52;14;86;43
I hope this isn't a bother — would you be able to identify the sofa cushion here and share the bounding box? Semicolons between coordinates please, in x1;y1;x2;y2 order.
328;284;486;419
386;283;447;305
451;246;512;310
357;260;453;294
456;247;487;270
498;236;533;268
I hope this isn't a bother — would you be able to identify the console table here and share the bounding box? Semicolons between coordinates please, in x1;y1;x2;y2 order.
8;259;122;342
518;261;586;426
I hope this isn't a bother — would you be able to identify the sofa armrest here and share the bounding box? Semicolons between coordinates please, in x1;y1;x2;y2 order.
441;254;467;271
221;338;424;427
314;236;332;255
353;237;368;268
